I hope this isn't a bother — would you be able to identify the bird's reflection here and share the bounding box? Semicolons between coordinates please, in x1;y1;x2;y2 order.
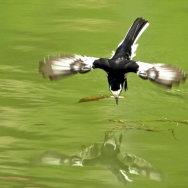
37;133;163;184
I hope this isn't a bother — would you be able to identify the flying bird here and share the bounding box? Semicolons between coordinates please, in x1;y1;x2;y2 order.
39;17;186;104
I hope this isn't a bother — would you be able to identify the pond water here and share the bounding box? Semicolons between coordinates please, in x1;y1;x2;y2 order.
0;0;188;187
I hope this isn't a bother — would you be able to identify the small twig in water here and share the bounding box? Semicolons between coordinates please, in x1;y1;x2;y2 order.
109;119;179;140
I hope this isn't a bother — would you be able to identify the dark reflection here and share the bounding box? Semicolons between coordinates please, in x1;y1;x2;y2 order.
36;133;163;185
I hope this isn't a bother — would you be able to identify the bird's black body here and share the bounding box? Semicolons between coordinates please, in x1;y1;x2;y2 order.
93;58;139;103
94;59;126;92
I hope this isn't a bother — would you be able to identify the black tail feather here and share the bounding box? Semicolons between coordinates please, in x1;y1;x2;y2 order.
111;17;148;60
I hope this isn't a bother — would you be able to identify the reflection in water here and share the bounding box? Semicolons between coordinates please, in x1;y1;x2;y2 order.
36;133;163;185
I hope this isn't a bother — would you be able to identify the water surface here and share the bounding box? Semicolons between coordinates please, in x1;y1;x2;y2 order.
0;0;188;187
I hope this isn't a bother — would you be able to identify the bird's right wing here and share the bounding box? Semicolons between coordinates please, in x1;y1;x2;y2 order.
136;62;187;88
39;54;99;80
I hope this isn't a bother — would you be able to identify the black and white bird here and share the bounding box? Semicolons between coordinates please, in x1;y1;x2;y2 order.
82;132;163;184
39;17;186;104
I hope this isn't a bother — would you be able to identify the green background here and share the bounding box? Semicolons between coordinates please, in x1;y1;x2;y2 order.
0;0;188;187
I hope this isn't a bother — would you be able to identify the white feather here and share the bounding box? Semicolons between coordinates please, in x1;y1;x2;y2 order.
80;56;99;66
51;55;98;70
132;23;149;47
136;61;154;73
110;85;122;98
130;23;149;59
111;51;115;57
158;72;177;81
52;60;70;67
130;44;138;59
119;170;133;182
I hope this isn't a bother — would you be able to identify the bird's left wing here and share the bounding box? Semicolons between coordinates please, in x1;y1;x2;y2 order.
39;54;99;80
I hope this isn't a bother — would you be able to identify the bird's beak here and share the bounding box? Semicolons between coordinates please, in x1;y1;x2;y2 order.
110;85;122;105
115;97;118;105
110;90;121;105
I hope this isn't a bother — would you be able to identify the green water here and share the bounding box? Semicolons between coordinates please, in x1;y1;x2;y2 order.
0;0;188;187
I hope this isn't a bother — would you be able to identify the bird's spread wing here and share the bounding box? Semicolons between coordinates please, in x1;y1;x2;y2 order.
39;54;99;80
110;18;149;60
123;153;163;181
136;62;186;88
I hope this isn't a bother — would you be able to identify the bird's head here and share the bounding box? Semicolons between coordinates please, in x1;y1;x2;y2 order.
108;71;126;104
109;78;124;105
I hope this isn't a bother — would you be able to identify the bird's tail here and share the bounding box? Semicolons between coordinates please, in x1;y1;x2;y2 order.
111;17;149;60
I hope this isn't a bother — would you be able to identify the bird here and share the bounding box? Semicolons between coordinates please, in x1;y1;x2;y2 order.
37;132;163;184
39;17;186;105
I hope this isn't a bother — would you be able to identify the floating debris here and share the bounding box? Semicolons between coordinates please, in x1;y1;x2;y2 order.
78;95;108;103
78;95;124;103
109;118;181;140
155;118;188;125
